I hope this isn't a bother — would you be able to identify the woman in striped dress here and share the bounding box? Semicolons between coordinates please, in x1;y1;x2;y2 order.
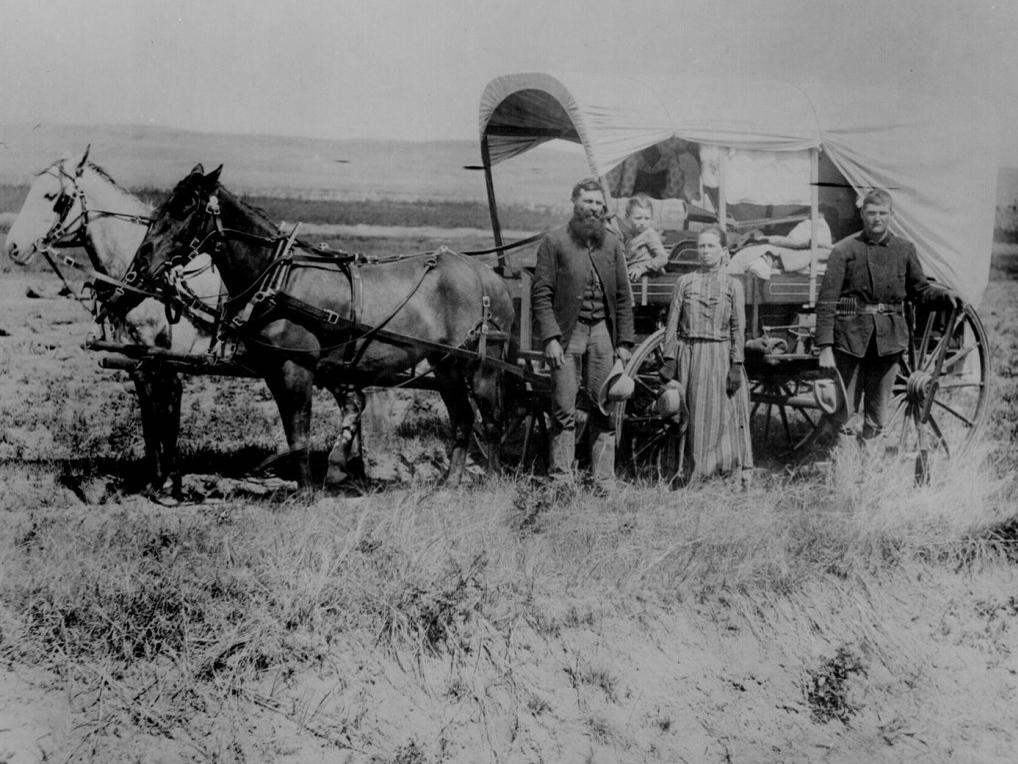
660;226;753;484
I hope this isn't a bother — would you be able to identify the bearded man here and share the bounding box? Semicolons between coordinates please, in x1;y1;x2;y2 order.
531;178;635;491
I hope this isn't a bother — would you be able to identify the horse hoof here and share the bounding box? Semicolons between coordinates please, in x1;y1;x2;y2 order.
331;482;366;498
325;466;349;486
442;470;469;489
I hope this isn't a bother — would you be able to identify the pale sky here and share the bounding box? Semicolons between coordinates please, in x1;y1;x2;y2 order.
4;0;1018;165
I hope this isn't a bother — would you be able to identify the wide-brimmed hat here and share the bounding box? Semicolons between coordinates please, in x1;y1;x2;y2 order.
813;369;848;416
653;380;688;425
598;359;635;415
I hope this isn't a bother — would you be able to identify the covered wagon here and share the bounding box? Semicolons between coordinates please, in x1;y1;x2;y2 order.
478;72;998;477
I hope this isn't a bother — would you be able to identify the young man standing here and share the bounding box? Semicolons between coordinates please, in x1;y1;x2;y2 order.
816;189;961;444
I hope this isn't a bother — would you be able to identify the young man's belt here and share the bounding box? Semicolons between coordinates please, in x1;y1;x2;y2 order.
836;298;904;316
857;302;904;315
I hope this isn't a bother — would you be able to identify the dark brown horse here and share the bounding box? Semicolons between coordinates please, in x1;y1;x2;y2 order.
114;165;514;488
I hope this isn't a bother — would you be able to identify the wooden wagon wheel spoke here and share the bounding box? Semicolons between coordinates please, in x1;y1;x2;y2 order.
915;311;937;366
894;403;917;455
937;377;985;392
630;426;673;462
939;344;978;372
632;375;659;396
924;413;949;457
778;402;792;444
761;403;774;440
929;397;978;428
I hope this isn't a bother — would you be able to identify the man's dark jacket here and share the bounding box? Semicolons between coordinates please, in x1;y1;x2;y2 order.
816;231;948;358
531;223;635;349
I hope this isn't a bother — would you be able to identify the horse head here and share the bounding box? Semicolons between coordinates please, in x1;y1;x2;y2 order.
116;163;223;312
6;146;91;265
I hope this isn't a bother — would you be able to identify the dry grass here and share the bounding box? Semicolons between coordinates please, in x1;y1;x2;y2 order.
0;241;1016;761
0;418;1015;760
4;438;1011;656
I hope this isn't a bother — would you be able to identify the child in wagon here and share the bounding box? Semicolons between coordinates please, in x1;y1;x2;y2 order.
619;194;670;281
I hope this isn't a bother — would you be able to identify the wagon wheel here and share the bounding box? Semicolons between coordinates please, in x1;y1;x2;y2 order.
613;328;685;484
747;366;832;455
884;302;990;472
471;368;550;475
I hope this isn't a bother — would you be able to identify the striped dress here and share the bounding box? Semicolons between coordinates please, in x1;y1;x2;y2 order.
663;267;753;481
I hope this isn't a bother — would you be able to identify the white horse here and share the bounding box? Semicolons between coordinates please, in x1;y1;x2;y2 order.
4;146;222;497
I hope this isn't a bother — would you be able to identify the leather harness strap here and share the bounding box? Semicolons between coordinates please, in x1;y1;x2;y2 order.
224;251;512;373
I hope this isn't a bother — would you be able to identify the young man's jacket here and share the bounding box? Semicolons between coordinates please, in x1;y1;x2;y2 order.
816;231;950;358
531;223;636;349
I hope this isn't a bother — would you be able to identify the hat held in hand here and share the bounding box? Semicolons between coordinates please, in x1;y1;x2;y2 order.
813;370;847;416
653;379;688;425
598;359;635;415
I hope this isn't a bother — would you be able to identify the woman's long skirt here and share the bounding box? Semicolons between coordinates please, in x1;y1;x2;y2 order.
676;338;753;481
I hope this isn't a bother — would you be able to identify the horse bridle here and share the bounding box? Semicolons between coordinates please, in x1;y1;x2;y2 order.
122;188;224;296
15;161;152;267
127;186;293;315
8;163;89;266
15;161;177;318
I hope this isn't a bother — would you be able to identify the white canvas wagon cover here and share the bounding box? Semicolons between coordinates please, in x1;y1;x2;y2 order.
479;72;999;304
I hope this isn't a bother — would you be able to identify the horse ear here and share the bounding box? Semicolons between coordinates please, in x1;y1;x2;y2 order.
200;165;223;193
75;145;91;176
189;164;205;178
205;165;223;186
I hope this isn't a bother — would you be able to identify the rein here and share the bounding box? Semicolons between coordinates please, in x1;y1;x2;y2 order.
460;230;547;256
44;246;167;302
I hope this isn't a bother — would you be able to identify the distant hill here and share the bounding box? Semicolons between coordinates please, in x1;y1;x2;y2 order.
4;123;1017;218
0;123;588;208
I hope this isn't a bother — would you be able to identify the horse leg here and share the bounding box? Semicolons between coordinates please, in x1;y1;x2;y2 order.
326;387;365;485
261;360;316;489
471;361;505;475
131;369;184;498
158;371;184;499
130;369;165;494
433;364;475;486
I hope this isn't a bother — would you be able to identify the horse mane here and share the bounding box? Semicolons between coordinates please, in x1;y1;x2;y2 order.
86;161;125;190
39;156;131;195
215;182;280;232
86;163;153;216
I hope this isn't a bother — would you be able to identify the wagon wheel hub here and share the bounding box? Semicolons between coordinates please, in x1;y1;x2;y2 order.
905;369;935;402
905;369;940;423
